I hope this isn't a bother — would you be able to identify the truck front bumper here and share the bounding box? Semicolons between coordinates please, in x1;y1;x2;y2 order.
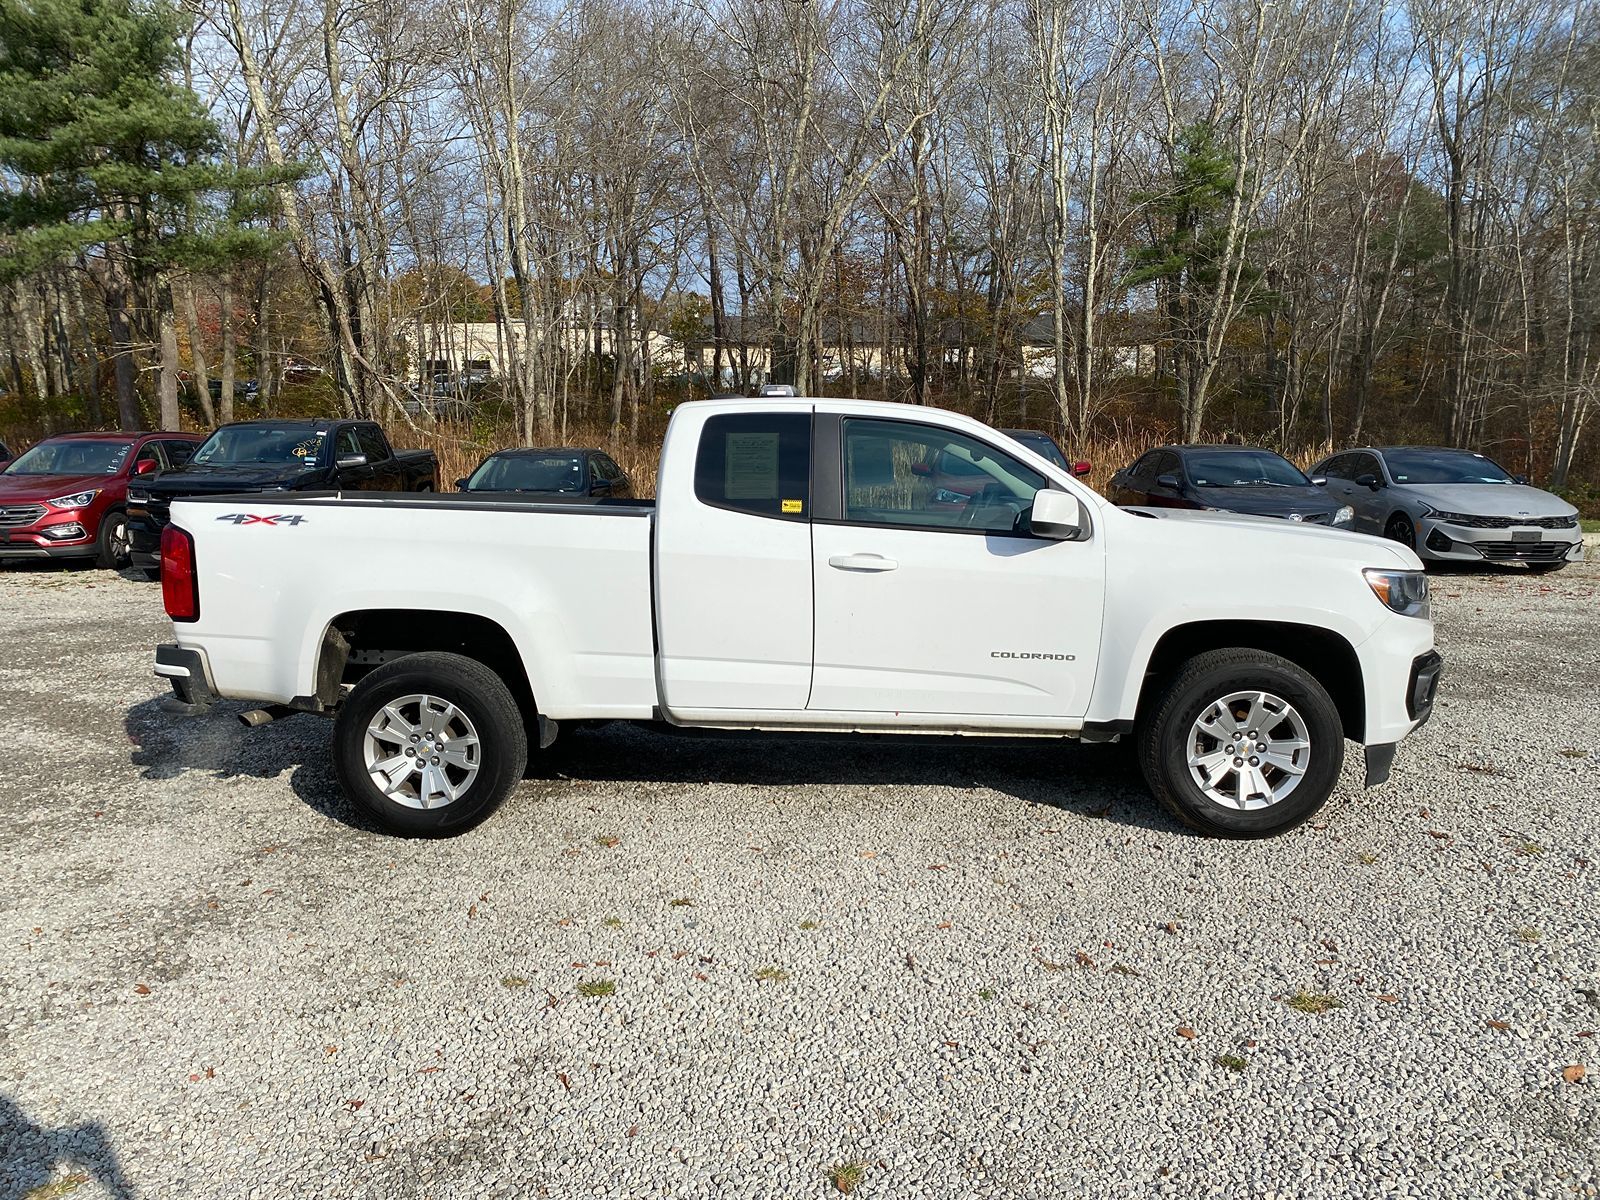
1364;649;1442;785
155;644;216;711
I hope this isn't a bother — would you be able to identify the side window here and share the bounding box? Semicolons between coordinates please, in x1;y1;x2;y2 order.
336;428;363;459
356;426;389;460
842;418;1044;534
694;412;811;520
1318;454;1349;480
598;455;624;483
1129;452;1157;480
163;439;197;467
1155;451;1183;480
1351;453;1380;481
133;442;164;471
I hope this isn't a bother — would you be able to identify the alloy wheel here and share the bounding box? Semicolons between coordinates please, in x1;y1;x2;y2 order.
363;693;482;809
1186;690;1311;810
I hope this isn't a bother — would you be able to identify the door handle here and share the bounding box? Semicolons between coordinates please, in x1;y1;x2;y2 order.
828;553;898;572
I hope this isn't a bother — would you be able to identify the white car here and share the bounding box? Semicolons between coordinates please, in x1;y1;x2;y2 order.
153;397;1441;839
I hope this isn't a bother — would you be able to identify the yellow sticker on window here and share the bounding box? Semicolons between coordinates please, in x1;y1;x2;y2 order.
781;498;803;514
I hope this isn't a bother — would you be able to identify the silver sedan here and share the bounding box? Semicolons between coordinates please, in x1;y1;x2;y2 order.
1310;446;1584;573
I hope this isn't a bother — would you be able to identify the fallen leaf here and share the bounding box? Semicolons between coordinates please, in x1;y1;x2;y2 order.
416;1066;440;1074
1074;951;1097;969
325;1045;338;1056
1176;1026;1197;1040
1561;1064;1585;1084
935;922;952;930
347;1099;364;1110
626;1125;638;1137
1162;922;1179;935
133;983;151;995
927;864;948;871
1486;1020;1510;1031
467;904;478;919
1377;994;1399;1003
557;1072;571;1091
205;1066;215;1079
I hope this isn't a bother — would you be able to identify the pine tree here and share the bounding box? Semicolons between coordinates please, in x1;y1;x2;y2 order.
0;0;291;428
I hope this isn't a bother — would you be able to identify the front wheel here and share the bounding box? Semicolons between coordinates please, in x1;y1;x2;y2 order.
1137;648;1345;838
1384;513;1416;550
333;651;528;836
96;510;131;569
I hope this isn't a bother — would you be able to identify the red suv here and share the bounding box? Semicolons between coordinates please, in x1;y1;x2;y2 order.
0;431;202;569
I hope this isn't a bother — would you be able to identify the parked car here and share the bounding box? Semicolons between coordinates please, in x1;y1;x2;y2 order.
457;448;632;498
127;419;438;579
1110;445;1353;527
153;396;1439;840
0;430;202;569
1312;446;1584;572
1000;429;1092;479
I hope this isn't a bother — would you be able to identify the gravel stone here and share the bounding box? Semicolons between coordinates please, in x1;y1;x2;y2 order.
0;552;1596;1198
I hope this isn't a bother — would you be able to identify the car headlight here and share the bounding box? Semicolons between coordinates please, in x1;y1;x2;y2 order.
127;488;150;505
1332;505;1353;525
46;489;100;509
1363;569;1430;618
1429;510;1472;524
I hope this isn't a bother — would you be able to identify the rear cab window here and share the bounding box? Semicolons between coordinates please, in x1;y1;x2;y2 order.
694;412;811;520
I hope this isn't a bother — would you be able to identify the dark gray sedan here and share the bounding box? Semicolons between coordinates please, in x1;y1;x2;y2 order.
456;448;633;498
1311;446;1583;572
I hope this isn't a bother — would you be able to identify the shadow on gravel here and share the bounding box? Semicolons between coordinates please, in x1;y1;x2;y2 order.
123;696;1186;837
0;1093;134;1200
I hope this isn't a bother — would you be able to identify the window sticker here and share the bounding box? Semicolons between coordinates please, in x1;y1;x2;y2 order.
781;498;803;514
724;432;780;500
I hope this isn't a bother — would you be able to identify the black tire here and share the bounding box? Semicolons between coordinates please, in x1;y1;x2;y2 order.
96;509;131;569
1526;561;1568;574
333;651;528;837
1384;512;1416;549
1136;648;1345;838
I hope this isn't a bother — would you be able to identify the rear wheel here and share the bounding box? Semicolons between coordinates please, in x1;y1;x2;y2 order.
96;510;131;569
333;651;527;836
1384;513;1416;549
1137;648;1345;838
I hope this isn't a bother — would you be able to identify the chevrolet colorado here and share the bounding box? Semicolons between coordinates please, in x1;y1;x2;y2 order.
153;397;1441;838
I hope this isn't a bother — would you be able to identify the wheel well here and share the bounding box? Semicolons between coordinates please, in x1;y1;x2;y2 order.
316;609;536;718
1139;620;1365;740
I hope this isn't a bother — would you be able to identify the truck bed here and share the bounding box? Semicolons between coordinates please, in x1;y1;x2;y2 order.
169;491;658;716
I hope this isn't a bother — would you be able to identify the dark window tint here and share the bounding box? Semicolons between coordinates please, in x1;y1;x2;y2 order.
356;426;390;461
694;412;811;519
470;453;585;492
595;454;624;483
842;418;1043;534
162;439;197;466
1185;450;1310;487
133;443;164;471
1382;449;1514;485
1128;452;1159;480
1318;454;1351;480
1154;451;1183;478
1350;452;1382;481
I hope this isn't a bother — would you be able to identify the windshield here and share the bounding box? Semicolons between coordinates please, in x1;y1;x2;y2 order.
468;453;586;492
1187;451;1310;487
3;439;133;476
192;427;325;467
1383;449;1514;485
1008;432;1069;470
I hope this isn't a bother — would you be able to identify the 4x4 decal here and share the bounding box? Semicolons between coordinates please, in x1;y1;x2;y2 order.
216;513;307;526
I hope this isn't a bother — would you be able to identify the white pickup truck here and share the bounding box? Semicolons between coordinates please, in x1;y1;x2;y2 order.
153;397;1441;838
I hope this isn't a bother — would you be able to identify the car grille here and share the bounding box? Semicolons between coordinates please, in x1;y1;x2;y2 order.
1475;540;1572;562
1434;511;1577;529
0;504;46;528
143;496;172;527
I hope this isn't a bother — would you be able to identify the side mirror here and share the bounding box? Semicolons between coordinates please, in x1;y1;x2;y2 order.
1311;476;1328;486
1354;473;1381;490
454;477;469;491
1513;473;1529;485
1071;460;1092;479
336;453;368;469
910;462;933;478
1156;473;1181;491
134;459;160;476
1029;489;1086;540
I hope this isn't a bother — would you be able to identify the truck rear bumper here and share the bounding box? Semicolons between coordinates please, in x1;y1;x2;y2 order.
155;644;216;711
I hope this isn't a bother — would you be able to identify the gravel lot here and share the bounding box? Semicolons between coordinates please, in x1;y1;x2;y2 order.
1;551;1597;1200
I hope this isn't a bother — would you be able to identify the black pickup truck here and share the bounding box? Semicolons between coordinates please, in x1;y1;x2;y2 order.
128;418;437;578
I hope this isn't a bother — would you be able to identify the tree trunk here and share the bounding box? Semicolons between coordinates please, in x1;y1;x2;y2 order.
180;281;217;426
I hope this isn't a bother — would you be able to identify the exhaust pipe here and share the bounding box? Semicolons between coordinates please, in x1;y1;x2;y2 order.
238;705;295;728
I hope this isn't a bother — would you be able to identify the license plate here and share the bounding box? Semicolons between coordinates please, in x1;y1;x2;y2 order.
1512;530;1539;542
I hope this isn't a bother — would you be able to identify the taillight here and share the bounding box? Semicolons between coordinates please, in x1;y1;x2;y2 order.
161;525;199;621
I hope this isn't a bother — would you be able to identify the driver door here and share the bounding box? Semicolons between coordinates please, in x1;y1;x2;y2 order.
808;417;1105;721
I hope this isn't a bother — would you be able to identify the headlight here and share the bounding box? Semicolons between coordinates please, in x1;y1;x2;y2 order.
46;489;100;509
1332;506;1354;525
127;488;150;505
1363;569;1430;619
1429;511;1472;524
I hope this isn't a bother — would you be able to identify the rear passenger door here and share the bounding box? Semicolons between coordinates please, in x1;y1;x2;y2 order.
654;408;815;715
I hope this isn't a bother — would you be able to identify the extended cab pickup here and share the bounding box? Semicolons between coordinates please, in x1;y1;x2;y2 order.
128;418;437;577
153;398;1442;838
